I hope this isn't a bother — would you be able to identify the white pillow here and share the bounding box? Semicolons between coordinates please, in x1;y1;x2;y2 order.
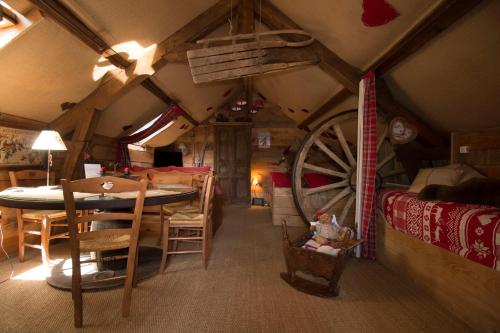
408;166;461;193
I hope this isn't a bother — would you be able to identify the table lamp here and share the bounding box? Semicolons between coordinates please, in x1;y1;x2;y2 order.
32;130;67;186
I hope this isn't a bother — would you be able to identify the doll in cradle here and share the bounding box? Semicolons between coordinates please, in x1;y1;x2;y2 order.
311;212;340;245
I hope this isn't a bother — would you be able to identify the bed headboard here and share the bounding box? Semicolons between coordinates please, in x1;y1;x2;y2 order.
451;128;500;179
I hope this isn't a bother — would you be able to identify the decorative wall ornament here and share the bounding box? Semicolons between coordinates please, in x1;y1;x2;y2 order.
257;132;271;149
0;126;44;166
362;0;400;27
389;116;418;144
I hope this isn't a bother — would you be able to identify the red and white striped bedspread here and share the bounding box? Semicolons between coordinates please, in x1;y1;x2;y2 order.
378;189;500;271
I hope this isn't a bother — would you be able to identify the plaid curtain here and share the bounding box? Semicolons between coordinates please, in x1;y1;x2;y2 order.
359;71;377;259
116;103;183;167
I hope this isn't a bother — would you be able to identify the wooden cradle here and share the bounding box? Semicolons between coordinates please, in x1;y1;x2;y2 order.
280;221;361;297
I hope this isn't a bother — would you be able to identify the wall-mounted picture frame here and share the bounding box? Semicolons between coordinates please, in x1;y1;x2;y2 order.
0;126;44;166
257;131;271;149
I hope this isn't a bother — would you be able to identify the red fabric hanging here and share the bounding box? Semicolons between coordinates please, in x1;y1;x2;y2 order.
116;103;183;167
360;71;377;259
362;0;400;27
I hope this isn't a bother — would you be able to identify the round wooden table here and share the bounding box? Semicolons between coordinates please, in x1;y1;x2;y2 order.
0;186;198;290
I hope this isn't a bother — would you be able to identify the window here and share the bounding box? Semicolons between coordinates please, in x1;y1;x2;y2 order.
127;115;176;151
0;1;32;49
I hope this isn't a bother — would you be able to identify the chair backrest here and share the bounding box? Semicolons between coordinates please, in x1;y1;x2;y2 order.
9;169;55;187
61;176;148;231
148;170;194;186
202;173;216;227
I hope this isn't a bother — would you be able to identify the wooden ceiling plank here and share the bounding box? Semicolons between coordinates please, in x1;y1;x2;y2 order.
298;88;351;130
0;112;48;131
369;0;483;74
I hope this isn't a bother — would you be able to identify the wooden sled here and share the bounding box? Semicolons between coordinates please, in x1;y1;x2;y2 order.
187;30;318;84
280;221;362;297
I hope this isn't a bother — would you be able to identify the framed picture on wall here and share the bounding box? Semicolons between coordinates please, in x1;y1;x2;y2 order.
257;132;271;149
0;126;44;166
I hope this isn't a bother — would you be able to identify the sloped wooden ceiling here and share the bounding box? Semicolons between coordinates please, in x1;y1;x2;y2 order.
1;0;498;149
385;0;500;132
0;18;100;122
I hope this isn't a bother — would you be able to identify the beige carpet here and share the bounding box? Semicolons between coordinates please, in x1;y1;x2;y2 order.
0;206;472;333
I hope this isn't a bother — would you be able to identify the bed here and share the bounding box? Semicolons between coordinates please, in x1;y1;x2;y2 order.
376;128;500;333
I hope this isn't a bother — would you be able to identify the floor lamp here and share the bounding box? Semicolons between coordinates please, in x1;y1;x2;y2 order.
32;130;67;186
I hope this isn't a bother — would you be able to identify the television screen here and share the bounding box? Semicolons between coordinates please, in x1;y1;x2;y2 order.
154;150;183;167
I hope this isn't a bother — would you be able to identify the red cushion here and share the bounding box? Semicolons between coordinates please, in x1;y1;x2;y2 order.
303;173;331;188
270;172;291;188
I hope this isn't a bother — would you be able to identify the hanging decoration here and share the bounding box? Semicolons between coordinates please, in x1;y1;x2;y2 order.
187;0;317;84
389;116;417;144
362;0;400;27
355;71;377;259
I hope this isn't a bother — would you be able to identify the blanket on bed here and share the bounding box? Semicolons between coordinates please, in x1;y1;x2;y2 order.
378;189;500;271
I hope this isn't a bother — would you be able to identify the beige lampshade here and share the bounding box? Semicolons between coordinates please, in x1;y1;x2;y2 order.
32;130;67;150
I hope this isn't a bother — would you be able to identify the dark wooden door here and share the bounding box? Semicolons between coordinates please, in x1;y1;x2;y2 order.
214;123;251;205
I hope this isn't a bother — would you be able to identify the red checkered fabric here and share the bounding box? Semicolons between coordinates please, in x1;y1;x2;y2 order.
360;71;377;259
116;103;183;167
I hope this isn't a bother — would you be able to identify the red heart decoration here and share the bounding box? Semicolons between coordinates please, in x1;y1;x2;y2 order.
362;0;400;27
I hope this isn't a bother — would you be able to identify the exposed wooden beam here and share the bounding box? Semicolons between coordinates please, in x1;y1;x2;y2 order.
377;80;448;146
46;0;234;136
32;0;200;128
29;0;130;68
298;88;351;130
61;109;102;179
140;78;199;126
49;70;147;135
237;0;255;116
0;3;18;25
258;0;448;146
0;112;47;131
154;0;238;68
257;0;360;94
369;0;483;75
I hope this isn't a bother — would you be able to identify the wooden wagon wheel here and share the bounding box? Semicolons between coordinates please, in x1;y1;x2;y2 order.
291;109;405;227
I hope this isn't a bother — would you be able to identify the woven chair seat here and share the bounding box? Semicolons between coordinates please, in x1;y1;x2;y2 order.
78;229;131;252
162;202;200;216
22;210;67;221
169;212;204;226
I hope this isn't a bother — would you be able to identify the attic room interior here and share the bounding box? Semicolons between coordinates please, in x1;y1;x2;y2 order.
0;0;499;331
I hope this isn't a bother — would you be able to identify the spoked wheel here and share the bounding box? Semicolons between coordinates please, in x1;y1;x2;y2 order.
291;110;406;227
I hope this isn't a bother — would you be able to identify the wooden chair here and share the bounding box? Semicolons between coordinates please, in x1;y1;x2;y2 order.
160;172;215;273
9;169;68;263
140;170;208;245
61;176;147;328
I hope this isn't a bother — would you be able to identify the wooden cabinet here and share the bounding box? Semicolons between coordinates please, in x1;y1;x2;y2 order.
213;123;251;205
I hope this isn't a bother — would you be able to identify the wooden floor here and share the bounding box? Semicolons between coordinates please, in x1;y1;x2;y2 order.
0;206;473;332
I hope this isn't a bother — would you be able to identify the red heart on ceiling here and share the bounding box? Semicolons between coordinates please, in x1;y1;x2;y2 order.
362;0;400;27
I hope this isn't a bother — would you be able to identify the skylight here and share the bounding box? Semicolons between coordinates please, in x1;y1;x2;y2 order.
127;115;176;151
0;1;32;49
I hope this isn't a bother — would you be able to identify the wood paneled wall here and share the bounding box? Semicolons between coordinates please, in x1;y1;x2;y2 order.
451;128;500;179
251;128;304;203
174;123;305;204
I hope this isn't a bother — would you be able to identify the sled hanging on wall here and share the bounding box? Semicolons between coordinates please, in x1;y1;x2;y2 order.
187;30;318;84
